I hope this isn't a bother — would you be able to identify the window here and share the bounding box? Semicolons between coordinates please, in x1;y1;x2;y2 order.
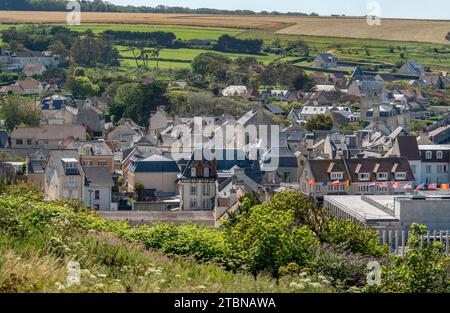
204;167;209;177
437;165;444;173
359;173;370;181
83;160;92;166
204;199;211;209
16;139;23;145
203;184;210;196
190;199;197;209
359;185;369;193
395;172;406;180
437;151;443;159
98;160;107;167
331;172;343;180
426;165;432;174
190;185;197;196
190;167;196;177
94;190;100;200
377;172;388;180
425;151;432;159
27;139;32;145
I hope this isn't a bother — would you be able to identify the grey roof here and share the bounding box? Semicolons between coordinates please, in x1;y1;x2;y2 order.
67;141;113;156
28;160;45;174
129;154;180;173
45;150;83;181
84;167;114;187
264;104;284;115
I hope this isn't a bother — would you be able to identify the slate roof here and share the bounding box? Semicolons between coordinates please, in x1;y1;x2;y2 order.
345;157;414;182
308;159;349;182
395;136;421;161
181;149;262;183
11;125;86;141
261;146;298;168
129;154;180;173
264;104;284;115
84;167;114;187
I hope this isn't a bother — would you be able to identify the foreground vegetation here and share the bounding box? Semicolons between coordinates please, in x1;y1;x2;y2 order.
0;183;448;293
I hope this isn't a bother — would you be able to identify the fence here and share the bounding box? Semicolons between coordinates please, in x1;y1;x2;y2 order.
379;229;450;256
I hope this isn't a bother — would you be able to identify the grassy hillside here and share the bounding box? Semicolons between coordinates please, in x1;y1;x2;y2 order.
0;184;332;293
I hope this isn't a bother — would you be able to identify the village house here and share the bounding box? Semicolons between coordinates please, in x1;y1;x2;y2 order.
260;89;289;102
0;78;43;96
66;140;115;173
76;101;106;137
127;154;180;194
313;53;337;68
179;149;262;211
299;157;415;202
398;61;426;76
10;125;86;156
221;85;247;97
22;64;46;77
148;106;172;137
84;167;114;211
44;150;84;201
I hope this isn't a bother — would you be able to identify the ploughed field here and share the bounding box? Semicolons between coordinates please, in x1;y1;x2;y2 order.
0;11;449;44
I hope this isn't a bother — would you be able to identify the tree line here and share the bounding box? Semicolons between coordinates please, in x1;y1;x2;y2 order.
1;26;119;67
102;30;177;48
214;35;263;55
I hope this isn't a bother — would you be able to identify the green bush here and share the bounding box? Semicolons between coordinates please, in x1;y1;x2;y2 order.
225;204;319;279
368;224;450;293
320;218;388;257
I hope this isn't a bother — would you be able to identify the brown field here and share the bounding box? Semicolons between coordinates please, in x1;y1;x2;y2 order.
1;11;449;44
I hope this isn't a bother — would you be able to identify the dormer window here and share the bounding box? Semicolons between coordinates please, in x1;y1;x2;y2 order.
359;173;370;181
437;151;443;159
377;172;388;180
62;158;79;175
330;172;343;180
190;167;196;177
204;167;209;177
425;151;432;159
395;172;406;180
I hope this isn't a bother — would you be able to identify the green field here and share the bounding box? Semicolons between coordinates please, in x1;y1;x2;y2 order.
67;24;244;41
1;23;449;71
116;46;280;68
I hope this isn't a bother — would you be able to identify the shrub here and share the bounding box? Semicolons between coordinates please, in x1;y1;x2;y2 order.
225;204;319;279
320;218;388;257
368;224;450;293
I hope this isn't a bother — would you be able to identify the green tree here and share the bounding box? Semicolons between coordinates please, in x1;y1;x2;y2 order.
369;223;450;293
1;95;40;131
66;76;99;99
305;114;333;131
225;204;319;280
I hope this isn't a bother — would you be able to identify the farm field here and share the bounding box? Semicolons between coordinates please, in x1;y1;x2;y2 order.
0;11;450;44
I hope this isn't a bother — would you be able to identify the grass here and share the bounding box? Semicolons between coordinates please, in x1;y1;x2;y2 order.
0;185;333;293
116;46;280;68
67;24;244;41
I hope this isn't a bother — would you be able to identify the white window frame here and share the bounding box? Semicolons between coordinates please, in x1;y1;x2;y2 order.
203;184;210;196
190;185;197;196
359;173;370;181
425;151;432;160
395;172;406;180
436;151;443;159
377;172;388;181
330;172;343;180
